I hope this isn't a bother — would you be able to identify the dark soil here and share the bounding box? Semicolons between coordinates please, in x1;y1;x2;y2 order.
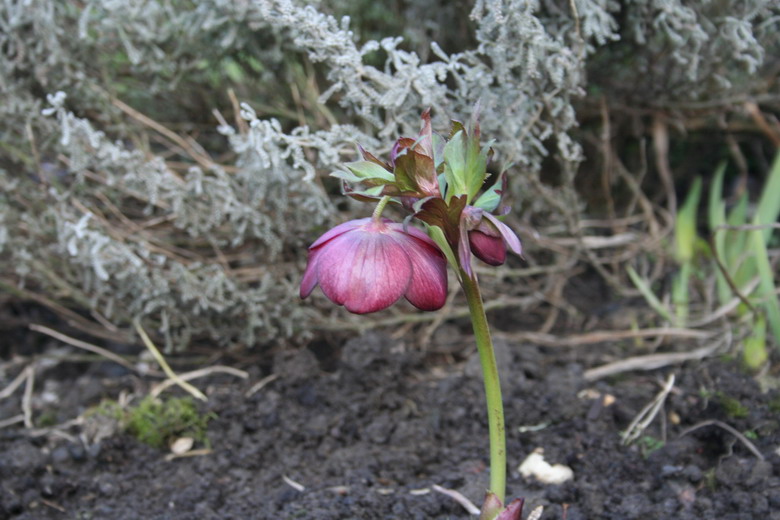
2;323;780;519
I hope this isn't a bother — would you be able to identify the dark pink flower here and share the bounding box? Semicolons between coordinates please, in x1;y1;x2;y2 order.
300;218;447;314
468;212;522;267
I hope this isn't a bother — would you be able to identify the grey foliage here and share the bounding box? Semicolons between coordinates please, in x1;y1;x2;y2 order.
1;0;777;349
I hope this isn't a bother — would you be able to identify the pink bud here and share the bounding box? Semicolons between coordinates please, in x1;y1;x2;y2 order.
300;218;447;314
469;230;507;266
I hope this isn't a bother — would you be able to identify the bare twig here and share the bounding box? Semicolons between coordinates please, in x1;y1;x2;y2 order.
164;448;212;462
0;365;31;400
500;327;711;349
679;420;765;460
29;324;143;375
0;278;133;344
431;484;481;516
688;277;761;328
651;114;676;215
599;97;617;227
133;318;207;401
744;101;780;147
0;414;25;429
707;237;758;314
283;475;306;492
22;366;35;428
244;373;279;398
151;366;248;398
622;374;676;445
715;223;780;231
111;97;212;172
584;340;724;382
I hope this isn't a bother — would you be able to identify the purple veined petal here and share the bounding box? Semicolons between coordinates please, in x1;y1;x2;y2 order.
299;247;322;299
308;218;369;250
316;230;412;314
469;230;506;266
398;234;447;311
483;213;523;257
389;221;439;248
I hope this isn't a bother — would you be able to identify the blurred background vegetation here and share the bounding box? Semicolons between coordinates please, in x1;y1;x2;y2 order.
0;0;778;370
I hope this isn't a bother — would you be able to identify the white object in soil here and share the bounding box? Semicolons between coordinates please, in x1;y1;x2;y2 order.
518;448;574;484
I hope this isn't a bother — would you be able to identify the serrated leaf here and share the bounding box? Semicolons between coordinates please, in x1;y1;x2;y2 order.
414;195;467;248
394;149;439;196
474;171;505;212
443;130;467;200
343;160;395;183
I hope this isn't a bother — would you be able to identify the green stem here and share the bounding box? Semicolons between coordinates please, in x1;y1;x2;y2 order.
372;195;392;222
461;271;506;503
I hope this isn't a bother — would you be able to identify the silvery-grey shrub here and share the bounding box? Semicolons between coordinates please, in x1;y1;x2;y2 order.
1;0;777;349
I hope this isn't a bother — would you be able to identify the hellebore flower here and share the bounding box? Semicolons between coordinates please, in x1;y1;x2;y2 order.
467;211;523;267
300;217;447;314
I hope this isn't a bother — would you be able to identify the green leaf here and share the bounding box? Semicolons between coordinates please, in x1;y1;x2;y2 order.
474;171;505;212
425;224;460;279
743;314;768;370
675;177;702;263
750;223;780;345
465;139;492;203
626;266;674;323
726;193;751;287
342;160;395;183
755;150;780;246
672;261;691;327
443;130;467;200
393;149;438;196
708;163;731;305
431;133;446;169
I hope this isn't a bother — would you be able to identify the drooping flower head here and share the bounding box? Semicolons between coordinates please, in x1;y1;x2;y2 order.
331;108;523;281
302;108;522;315
300;217;447;314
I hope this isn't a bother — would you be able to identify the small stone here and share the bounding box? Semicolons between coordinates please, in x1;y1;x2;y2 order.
747;460;773;487
682;464;702;483
50;446;70;465
170;437;194;455
68;443;87;462
661;465;682;477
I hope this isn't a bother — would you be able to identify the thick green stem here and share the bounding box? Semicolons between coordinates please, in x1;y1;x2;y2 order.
461;271;506;503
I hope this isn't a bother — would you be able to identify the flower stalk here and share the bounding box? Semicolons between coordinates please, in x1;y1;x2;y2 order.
461;271;506;504
372;195;392;222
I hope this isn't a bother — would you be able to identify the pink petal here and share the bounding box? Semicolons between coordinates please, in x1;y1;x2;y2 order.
299;247;322;299
317;230;412;314
391;221;439;248
483;213;523;257
398;234;447;311
308;218;368;250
